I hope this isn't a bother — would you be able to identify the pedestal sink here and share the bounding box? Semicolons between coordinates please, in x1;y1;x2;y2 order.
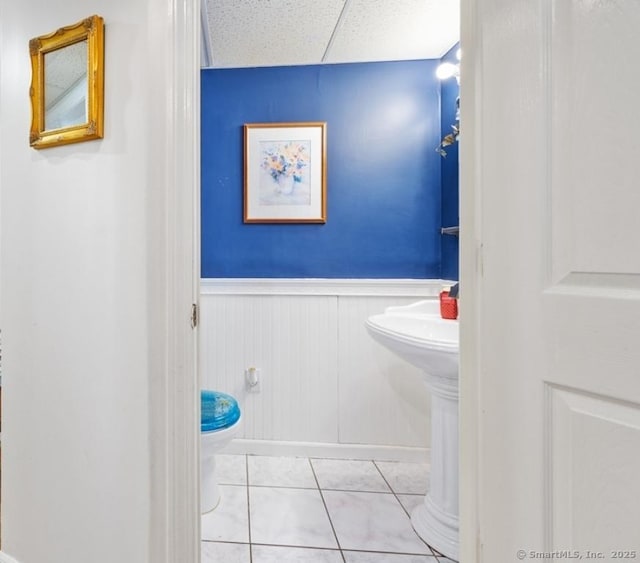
365;299;459;561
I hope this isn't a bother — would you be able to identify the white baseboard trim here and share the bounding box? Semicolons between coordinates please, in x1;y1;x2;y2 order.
0;552;21;563
221;439;430;463
201;278;454;297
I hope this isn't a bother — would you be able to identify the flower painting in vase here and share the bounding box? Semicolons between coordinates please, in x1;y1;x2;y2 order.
260;140;311;205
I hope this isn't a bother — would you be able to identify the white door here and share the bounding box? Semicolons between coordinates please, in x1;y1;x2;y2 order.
460;1;640;561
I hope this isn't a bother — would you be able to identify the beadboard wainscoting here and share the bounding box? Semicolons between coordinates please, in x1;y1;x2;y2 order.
200;279;451;462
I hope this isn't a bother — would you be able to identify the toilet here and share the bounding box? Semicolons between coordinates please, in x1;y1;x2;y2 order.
200;390;242;513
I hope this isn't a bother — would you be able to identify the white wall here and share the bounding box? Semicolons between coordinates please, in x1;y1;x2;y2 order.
201;279;444;461
0;2;199;563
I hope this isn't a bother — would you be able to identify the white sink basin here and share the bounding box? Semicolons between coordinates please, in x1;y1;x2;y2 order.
365;298;460;561
365;300;459;377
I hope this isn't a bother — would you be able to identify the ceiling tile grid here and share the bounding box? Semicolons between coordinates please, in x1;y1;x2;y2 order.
206;0;347;68
203;0;459;69
325;0;459;63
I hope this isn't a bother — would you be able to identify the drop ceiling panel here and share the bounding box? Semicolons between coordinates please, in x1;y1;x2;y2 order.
325;0;459;63
206;0;347;68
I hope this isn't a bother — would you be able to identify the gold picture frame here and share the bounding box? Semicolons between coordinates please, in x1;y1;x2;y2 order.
29;15;104;149
244;122;327;223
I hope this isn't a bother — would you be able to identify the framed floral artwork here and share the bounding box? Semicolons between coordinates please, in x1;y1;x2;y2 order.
244;122;327;223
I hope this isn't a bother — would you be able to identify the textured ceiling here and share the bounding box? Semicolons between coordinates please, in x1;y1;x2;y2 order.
201;0;459;69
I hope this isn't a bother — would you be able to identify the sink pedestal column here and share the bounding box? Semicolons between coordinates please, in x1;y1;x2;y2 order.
412;370;459;561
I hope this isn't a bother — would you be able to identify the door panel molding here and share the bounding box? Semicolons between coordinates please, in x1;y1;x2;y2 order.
545;272;640;298
547;383;640;550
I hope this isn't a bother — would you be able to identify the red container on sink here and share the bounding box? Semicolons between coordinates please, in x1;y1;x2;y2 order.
439;290;458;320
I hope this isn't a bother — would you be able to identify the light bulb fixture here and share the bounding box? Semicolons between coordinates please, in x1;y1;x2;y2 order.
436;49;461;85
436;62;460;82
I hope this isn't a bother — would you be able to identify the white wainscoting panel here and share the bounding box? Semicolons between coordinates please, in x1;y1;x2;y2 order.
200;294;339;443
200;279;447;456
338;296;430;447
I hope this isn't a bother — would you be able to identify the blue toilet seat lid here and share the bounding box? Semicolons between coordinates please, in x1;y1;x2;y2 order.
201;390;241;432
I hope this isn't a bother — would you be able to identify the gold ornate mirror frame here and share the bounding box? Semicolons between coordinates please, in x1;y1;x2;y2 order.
29;15;104;149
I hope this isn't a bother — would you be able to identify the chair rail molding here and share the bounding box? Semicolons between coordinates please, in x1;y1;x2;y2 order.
201;277;453;296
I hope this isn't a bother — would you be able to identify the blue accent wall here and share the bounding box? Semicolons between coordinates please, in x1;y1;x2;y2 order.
201;60;446;278
440;44;460;281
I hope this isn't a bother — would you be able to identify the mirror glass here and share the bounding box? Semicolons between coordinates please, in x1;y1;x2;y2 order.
44;40;88;130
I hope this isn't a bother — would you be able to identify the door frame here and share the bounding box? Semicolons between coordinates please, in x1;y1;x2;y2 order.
459;0;482;561
151;0;201;561
175;1;483;561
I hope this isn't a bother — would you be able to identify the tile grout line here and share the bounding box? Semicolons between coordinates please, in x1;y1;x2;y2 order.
308;457;347;563
338;547;442;559
372;460;411;517
203;539;437;559
220;481;402;493
212;454;443;561
372;460;440;559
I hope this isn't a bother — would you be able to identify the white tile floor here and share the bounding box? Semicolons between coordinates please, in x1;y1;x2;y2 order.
201;454;457;563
